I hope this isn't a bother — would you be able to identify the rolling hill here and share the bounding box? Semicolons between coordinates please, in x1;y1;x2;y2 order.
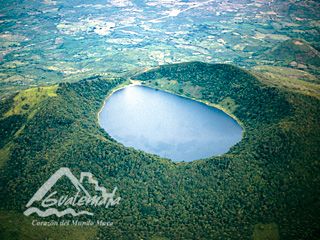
261;39;320;69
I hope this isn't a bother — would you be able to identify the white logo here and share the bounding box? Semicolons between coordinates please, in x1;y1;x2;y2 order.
24;167;121;217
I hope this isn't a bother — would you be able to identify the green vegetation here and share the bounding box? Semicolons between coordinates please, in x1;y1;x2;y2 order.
4;85;58;117
0;211;97;240
253;223;279;240
253;65;319;83
1;0;320;97
0;63;319;239
252;66;320;99
218;97;237;114
261;39;320;70
0;85;58;166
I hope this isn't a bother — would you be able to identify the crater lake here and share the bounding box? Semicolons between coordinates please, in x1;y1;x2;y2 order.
99;85;242;162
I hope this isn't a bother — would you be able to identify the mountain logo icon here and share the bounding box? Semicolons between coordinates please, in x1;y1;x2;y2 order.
24;167;121;217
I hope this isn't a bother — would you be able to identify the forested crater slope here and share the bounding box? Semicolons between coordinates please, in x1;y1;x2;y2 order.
0;62;319;240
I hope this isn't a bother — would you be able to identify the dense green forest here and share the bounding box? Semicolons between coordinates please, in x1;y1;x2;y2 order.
0;62;319;239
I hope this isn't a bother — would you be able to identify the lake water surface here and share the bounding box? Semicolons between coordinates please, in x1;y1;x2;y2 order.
99;85;242;162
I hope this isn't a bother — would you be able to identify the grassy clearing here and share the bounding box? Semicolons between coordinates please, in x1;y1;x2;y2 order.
0;144;11;168
143;78;203;99
253;223;279;240
253;66;319;82
218;97;237;113
4;85;58;118
252;66;320;99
